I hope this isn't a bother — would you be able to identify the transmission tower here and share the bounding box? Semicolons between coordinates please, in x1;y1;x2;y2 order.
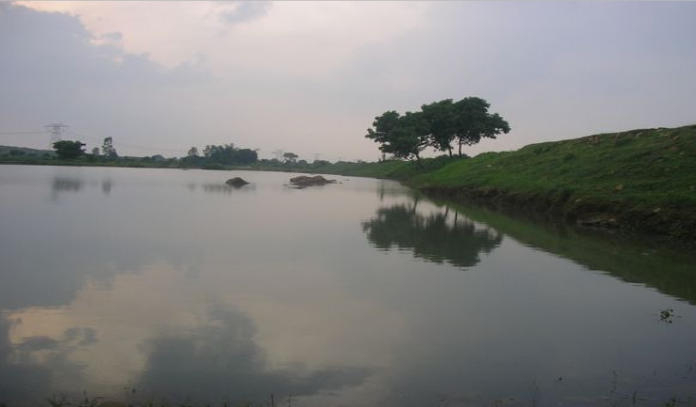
44;123;69;146
272;149;285;160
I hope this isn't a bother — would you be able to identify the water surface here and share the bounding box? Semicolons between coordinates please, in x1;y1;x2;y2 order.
1;165;695;406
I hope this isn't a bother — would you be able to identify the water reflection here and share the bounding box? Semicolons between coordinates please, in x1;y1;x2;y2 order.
52;177;83;193
362;198;502;269
50;176;114;199
425;197;696;304
136;306;371;404
0;260;376;407
201;183;256;194
2;166;696;407
101;179;113;195
0;315;89;406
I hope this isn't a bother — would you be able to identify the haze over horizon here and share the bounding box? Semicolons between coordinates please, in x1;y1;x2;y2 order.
1;1;695;161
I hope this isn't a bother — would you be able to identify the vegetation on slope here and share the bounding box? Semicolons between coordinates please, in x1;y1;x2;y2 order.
331;125;696;241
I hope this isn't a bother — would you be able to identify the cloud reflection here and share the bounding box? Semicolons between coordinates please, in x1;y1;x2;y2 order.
0;315;90;406
135;306;371;405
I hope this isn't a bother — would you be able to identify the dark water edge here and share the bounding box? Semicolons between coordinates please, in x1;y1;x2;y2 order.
420;191;696;305
419;185;696;247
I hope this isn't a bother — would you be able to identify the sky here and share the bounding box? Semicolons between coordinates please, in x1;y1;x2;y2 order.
1;1;695;161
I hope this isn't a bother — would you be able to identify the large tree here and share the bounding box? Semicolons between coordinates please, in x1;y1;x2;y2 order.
452;97;510;156
365;111;429;164
53;140;86;160
365;110;400;150
366;97;510;160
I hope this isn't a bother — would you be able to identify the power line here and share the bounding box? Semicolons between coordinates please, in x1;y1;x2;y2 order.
0;131;46;135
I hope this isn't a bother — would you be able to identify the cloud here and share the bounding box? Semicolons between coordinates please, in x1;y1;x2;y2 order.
4;2;696;161
217;1;272;25
0;3;216;156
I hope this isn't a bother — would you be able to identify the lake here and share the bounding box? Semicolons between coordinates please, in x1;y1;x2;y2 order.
1;165;695;407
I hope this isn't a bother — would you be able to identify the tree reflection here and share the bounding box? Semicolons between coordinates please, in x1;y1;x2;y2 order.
50;176;114;199
52;177;83;192
201;183;256;194
362;200;502;269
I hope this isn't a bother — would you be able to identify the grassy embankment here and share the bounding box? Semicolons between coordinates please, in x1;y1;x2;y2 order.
322;125;696;242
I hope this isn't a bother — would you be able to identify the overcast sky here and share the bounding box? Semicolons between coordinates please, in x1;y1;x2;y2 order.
1;1;695;161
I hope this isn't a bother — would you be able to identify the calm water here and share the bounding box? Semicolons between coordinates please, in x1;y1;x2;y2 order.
1;165;695;407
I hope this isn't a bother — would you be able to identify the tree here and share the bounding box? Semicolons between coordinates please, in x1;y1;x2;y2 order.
102;137;118;159
452;97;510;156
187;147;199;157
91;147;100;156
235;148;258;165
366;110;400;149
390;111;429;163
366;96;510;159
53;140;86;160
201;144;258;166
365;111;429;165
421;99;456;156
282;152;298;164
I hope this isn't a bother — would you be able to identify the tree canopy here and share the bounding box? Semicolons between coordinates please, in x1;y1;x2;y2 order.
53;140;86;160
366;111;430;163
366;96;510;160
102;137;118;159
282;152;298;164
202;144;258;165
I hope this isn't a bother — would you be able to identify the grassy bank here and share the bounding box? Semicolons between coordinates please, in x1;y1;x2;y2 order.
324;125;696;242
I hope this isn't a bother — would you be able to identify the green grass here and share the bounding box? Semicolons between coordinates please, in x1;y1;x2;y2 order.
413;126;696;205
323;125;696;241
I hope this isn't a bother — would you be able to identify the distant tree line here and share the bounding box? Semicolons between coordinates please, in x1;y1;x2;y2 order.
366;96;510;163
43;136;354;171
182;144;258;167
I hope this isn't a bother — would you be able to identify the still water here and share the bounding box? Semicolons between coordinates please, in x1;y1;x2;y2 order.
0;165;695;406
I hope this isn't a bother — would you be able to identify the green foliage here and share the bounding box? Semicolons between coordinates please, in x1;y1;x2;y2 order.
421;99;456;156
411;126;696;210
52;140;86;160
365;110;429;163
452;97;510;156
282;152;298;163
366;96;510;160
202;144;258;165
102;137;118;159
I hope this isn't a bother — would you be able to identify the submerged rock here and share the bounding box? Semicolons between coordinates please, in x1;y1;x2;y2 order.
225;177;249;187
289;175;336;187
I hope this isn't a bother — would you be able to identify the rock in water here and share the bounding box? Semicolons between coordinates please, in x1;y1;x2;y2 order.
289;175;336;187
225;177;249;187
